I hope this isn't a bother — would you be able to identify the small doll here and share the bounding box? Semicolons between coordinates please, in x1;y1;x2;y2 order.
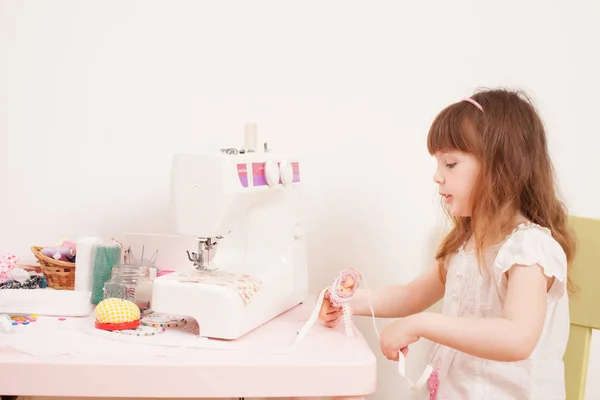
326;268;361;337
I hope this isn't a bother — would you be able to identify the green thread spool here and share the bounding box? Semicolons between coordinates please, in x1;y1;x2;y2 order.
91;244;122;305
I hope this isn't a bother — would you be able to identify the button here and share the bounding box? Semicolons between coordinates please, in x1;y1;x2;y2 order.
452;293;458;300
456;272;462;278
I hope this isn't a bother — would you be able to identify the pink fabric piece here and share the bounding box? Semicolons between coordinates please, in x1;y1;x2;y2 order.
178;270;262;306
0;253;19;284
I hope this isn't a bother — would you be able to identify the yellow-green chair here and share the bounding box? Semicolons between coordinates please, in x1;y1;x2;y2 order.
564;215;600;399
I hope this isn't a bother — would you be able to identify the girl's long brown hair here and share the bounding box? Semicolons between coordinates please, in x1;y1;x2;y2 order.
427;88;576;292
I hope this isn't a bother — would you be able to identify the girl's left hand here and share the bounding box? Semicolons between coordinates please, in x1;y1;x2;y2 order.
379;315;421;361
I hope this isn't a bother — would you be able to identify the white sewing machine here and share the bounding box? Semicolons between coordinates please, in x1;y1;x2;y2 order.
149;128;308;340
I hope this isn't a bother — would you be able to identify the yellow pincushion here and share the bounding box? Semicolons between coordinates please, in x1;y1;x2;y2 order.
95;298;140;324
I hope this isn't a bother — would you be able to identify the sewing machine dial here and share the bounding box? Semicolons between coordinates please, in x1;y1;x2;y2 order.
279;160;294;186
264;160;280;187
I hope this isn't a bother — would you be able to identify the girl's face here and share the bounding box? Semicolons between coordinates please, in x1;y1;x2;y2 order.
433;150;481;217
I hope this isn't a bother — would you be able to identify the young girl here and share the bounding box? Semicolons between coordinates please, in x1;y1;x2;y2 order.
319;88;575;399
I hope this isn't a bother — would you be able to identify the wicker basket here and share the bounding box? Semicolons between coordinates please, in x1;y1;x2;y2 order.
31;246;76;290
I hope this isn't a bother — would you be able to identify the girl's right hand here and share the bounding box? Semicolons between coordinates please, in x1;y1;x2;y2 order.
318;290;343;328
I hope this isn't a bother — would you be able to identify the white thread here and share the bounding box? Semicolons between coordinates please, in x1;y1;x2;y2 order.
342;302;354;338
361;273;432;391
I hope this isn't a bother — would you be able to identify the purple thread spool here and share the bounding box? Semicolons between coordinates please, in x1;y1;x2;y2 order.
41;245;76;261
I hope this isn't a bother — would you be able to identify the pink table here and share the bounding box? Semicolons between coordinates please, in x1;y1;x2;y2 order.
0;298;376;399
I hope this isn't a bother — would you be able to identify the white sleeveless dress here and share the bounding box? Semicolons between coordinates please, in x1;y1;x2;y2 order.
426;222;570;400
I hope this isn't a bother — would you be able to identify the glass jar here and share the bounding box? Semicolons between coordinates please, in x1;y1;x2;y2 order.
103;264;156;314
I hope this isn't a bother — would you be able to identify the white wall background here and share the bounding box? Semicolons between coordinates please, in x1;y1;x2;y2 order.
1;1;598;399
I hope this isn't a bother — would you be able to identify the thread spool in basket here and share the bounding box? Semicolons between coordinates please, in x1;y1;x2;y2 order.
31;246;76;290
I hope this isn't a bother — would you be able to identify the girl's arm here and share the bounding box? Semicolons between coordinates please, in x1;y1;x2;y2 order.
412;263;549;362
352;262;446;318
